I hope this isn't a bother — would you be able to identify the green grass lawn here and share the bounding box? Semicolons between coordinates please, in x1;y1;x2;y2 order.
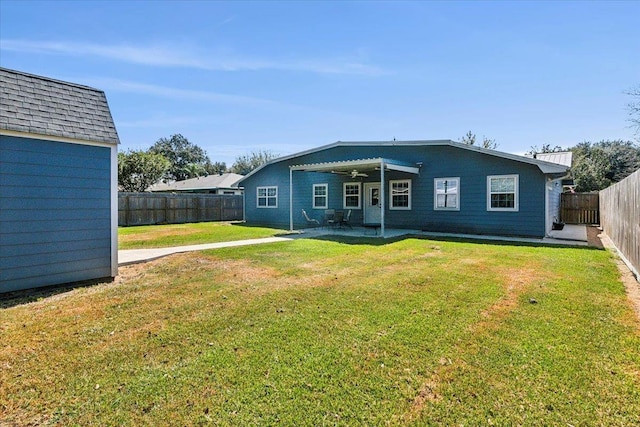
2;237;639;426
118;221;287;249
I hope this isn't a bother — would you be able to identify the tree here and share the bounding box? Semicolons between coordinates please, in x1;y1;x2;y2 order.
526;144;565;156
183;163;207;179
460;131;498;150
230;150;279;175
149;134;210;181
118;150;170;192
627;86;640;139
204;160;227;175
570;140;640;192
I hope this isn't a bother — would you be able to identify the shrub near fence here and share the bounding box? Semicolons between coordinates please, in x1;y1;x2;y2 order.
119;192;243;226
599;169;640;278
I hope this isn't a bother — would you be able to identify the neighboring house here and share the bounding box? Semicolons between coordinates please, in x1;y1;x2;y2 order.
237;140;570;238
147;173;243;195
0;67;119;293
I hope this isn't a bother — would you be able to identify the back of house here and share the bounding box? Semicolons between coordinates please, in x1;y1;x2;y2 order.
1;67;119;293
238;140;569;238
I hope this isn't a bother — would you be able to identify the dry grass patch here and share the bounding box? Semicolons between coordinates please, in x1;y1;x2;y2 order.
2;238;639;426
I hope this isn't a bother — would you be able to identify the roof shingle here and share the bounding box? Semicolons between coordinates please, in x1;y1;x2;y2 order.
0;67;119;145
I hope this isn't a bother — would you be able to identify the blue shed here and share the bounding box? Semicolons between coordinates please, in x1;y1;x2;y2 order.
1;68;119;293
237;140;569;238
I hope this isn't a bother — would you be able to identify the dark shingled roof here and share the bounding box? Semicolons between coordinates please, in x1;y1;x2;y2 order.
0;67;119;145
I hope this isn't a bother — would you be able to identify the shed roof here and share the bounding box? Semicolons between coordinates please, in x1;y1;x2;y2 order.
0;67;120;145
148;173;244;192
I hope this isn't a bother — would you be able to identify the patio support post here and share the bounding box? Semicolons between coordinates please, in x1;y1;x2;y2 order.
289;167;294;232
380;159;385;237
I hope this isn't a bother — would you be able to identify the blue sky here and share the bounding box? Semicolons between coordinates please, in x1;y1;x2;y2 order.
1;1;638;165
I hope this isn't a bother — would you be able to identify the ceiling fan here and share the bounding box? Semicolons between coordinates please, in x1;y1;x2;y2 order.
331;169;369;178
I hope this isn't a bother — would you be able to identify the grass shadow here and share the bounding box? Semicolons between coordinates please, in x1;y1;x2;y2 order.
0;277;113;309
305;232;605;251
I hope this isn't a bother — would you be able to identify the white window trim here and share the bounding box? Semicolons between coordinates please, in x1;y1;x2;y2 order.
487;174;519;212
257;186;278;209
313;183;328;209
343;182;362;209
390;179;412;210
434;177;460;211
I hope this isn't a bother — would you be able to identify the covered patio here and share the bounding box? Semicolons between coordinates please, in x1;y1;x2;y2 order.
288;157;421;237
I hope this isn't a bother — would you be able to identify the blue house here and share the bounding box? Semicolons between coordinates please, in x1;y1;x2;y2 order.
1;68;119;293
237;140;569;238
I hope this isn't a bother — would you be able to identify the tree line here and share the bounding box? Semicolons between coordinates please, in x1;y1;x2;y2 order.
119;88;639;193
118;134;277;192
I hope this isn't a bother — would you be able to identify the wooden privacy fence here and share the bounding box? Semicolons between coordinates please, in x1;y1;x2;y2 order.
119;193;243;226
599;169;640;278
560;193;600;224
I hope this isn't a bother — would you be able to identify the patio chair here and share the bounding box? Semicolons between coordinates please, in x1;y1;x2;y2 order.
302;209;320;227
341;209;352;229
323;209;335;228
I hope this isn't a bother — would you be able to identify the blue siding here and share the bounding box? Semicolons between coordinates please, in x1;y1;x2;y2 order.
1;135;113;292
242;144;550;238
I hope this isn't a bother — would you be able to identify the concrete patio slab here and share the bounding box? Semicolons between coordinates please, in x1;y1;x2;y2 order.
547;224;588;242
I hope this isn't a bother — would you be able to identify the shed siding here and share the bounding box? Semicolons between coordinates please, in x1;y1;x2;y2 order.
1;135;112;292
242;145;548;237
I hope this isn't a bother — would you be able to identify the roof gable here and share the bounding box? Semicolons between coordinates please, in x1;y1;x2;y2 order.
0;67;119;145
238;139;569;183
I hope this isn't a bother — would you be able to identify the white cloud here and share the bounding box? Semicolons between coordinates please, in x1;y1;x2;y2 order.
0;39;387;76
85;77;275;106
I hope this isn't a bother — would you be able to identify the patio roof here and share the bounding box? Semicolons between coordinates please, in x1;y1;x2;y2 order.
289;157;421;175
289;158;420;237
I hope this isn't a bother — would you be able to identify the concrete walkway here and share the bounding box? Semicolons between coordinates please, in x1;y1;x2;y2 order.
119;225;589;267
119;236;295;266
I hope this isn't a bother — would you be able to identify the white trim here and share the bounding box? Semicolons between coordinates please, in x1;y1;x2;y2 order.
434;177;460;211
290;157;420;175
380;161;385;236
390;179;412;210
313;183;329;209
110;144;118;277
289;168;293;231
487;174;519;212
545;177;552;236
0;129;118;148
257;186;278;208
343;182;362;209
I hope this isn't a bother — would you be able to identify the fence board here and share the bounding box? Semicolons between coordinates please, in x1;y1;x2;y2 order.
599;169;640;278
119;193;243;226
560;193;600;224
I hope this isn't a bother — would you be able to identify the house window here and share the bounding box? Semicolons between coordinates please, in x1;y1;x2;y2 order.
434;177;460;210
487;175;519;211
257;186;278;208
313;184;328;209
390;179;411;210
343;182;361;209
